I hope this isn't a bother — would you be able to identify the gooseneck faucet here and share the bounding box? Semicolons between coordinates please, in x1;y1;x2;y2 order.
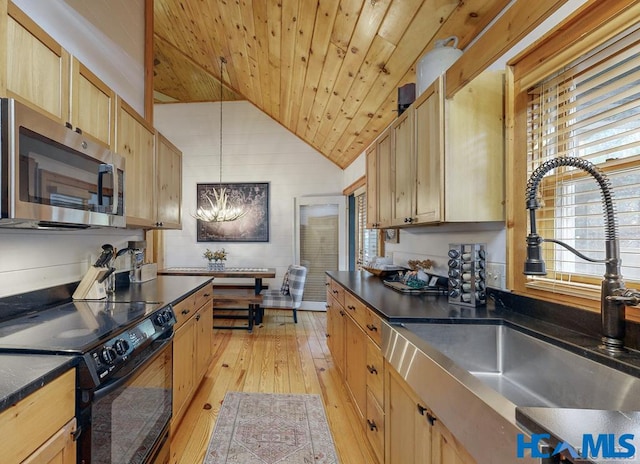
524;157;640;354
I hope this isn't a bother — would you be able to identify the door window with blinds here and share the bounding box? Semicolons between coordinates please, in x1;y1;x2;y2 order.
354;188;378;270
510;12;640;305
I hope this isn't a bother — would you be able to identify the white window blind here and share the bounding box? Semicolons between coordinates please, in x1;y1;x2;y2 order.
526;23;640;287
355;191;377;270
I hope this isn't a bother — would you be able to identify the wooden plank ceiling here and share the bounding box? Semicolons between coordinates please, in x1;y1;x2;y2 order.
153;0;510;169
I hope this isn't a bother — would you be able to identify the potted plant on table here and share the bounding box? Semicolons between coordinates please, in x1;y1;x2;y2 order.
204;248;227;271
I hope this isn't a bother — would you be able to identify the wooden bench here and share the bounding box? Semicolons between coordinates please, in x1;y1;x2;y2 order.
212;287;264;332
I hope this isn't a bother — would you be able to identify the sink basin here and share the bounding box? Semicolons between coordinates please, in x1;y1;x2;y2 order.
400;322;640;410
382;321;640;463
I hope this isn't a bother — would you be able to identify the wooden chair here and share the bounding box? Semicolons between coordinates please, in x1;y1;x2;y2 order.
260;265;307;323
212;287;263;333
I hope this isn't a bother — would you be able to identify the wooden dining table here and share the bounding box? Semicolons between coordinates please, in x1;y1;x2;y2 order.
158;267;276;295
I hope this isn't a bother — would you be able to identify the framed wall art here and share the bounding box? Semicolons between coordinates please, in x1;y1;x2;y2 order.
196;182;270;242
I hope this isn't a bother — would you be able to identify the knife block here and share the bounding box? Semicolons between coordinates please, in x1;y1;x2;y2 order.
73;266;109;300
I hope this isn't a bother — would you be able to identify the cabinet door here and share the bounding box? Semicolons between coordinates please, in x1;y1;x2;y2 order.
376;128;394;228
345;315;367;419
70;58;116;149
365;144;379;228
195;301;213;381
386;367;433;464
414;78;443;224
326;295;346;375
155;132;182;229
117;99;156;227
172;319;196;425
5;3;70;121
431;419;477;464
392;109;415;226
22;418;76;464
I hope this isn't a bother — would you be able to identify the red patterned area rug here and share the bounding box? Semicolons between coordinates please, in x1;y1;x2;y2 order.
203;391;338;464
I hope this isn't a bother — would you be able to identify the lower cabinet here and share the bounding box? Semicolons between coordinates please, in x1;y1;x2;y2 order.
386;365;476;464
0;368;76;463
326;277;385;463
171;284;214;431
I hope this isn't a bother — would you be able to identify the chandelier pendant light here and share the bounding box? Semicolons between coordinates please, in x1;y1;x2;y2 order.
193;56;247;223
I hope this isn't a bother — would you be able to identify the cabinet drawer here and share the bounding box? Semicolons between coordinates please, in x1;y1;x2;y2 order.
364;310;383;346
344;292;368;329
192;283;213;311
173;284;212;329
366;338;384;408
365;389;385;464
330;280;345;307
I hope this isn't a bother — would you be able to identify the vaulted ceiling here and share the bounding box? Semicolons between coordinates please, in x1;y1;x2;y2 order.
153;0;511;169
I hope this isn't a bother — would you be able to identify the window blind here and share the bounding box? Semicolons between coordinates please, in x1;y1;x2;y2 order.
526;24;640;287
355;191;377;270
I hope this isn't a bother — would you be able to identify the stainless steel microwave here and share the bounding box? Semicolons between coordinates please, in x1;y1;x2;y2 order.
0;98;125;229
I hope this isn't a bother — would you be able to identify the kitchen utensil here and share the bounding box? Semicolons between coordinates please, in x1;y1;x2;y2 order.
94;244;114;268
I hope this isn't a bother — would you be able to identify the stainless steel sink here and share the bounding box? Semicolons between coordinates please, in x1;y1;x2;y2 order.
382;321;640;464
401;322;640;410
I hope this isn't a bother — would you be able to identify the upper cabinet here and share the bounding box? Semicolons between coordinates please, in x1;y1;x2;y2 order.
2;2;183;231
3;3;70;122
365;127;393;229
366;71;505;228
117;99;156;227
155;132;182;229
70;58;116;149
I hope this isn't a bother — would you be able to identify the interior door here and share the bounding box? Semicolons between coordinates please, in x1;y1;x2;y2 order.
295;196;346;310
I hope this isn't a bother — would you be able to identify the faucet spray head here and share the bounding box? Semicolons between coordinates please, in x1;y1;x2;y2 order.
524;233;547;276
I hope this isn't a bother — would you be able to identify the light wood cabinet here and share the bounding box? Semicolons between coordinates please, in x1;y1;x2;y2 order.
155;132;183;229
326;277;385;463
3;3;115;149
391;108;415;226
0;368;76;463
344;314;367;418
70;57;116;148
117;98;156;227
325;278;346;375
366;127;393;228
3;2;70;121
171;284;214;431
385;365;476;464
368;71;504;228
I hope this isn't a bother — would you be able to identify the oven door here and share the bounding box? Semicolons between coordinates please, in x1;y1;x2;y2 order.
80;337;173;464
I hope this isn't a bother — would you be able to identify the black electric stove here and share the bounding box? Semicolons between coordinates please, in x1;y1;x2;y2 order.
0;299;175;388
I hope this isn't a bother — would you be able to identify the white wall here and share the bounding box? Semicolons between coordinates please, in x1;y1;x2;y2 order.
153;101;344;284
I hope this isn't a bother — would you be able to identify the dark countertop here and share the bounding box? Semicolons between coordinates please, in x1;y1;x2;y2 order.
0;355;77;412
327;270;640;463
0;275;212;415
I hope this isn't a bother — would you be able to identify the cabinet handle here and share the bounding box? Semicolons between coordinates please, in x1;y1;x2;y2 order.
204;293;211;297
325;282;330;286
181;309;191;315
339;310;346;317
366;419;378;431
367;364;378;375
333;290;338;294
417;403;427;416
196;314;201;321
347;305;356;310
366;323;378;332
325;304;330;309
426;412;437;426
326;333;330;338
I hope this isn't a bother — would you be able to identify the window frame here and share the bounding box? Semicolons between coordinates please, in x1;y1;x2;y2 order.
507;0;640;313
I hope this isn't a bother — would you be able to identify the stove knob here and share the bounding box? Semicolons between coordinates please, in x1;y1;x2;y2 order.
114;339;130;355
100;346;117;365
155;309;173;326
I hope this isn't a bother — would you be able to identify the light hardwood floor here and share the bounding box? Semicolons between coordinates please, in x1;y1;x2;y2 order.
168;309;378;464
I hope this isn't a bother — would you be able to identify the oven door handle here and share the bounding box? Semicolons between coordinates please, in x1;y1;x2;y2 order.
92;335;173;402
